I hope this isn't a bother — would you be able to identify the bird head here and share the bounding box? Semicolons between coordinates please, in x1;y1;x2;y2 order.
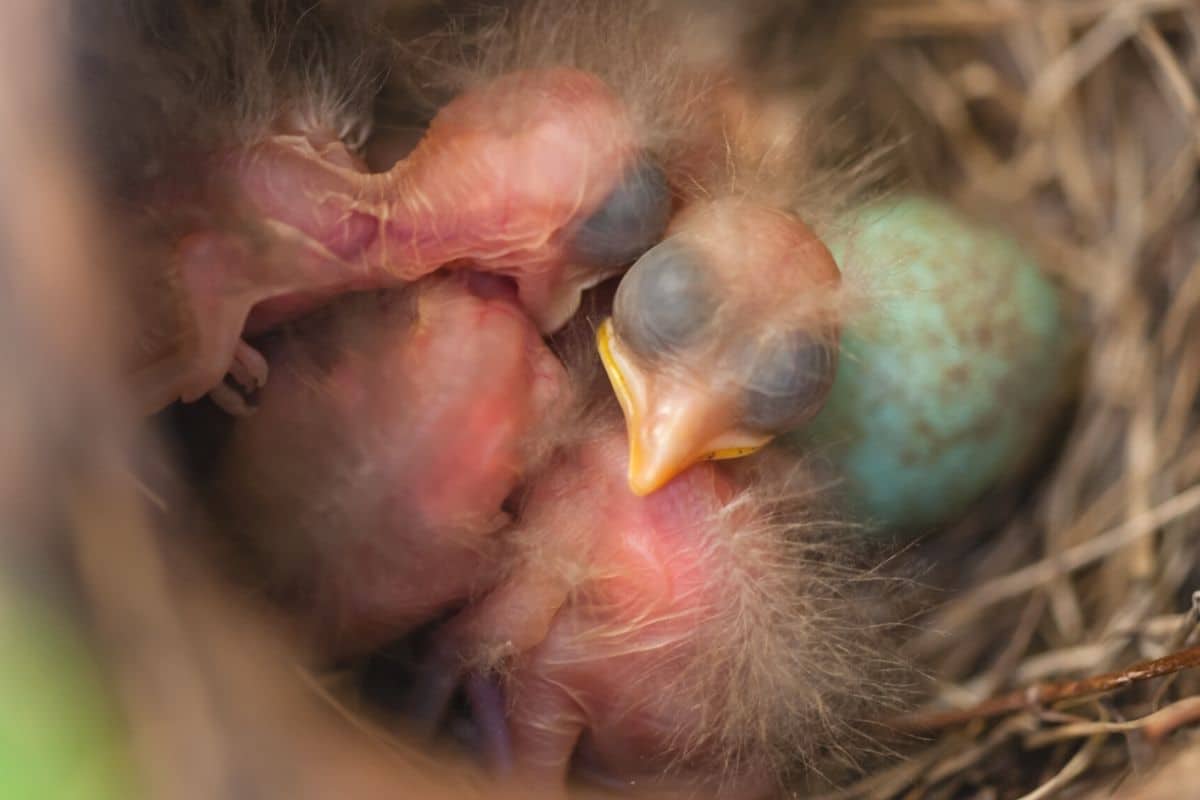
599;198;841;495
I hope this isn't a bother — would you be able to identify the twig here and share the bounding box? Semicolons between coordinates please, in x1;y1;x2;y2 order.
1022;696;1200;747
1016;729;1107;800
894;645;1200;733
1150;591;1200;709
931;484;1200;631
1021;2;1144;135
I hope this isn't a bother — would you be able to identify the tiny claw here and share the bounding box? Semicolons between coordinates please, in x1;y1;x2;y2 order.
208;381;256;416
229;340;269;393
206;340;268;416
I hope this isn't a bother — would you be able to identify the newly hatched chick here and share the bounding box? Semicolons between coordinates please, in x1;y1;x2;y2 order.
90;0;903;795
73;0;389;413
212;275;569;655
603;199;841;495
208;284;902;795
406;428;901;798
75;0;669;416
595;65;859;496
383;0;863;496
80;0;858;476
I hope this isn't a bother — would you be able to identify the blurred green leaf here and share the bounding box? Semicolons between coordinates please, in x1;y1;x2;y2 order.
0;584;137;800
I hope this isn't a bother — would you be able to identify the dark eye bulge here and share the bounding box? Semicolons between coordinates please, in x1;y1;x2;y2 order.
613;237;716;360
740;331;837;433
571;157;671;269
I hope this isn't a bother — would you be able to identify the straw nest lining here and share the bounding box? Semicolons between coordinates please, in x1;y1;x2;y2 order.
824;2;1200;798
4;1;1199;797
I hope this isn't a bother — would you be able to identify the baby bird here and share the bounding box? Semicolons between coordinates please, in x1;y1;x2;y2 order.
596;70;853;493
77;0;669;416
85;0;851;471
601;198;841;495
151;61;666;414
82;0;900;795
406;0;857;496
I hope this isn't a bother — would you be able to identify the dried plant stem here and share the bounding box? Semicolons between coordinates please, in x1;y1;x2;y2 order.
931;484;1200;633
1016;729;1107;800
1023;696;1200;747
896;645;1200;734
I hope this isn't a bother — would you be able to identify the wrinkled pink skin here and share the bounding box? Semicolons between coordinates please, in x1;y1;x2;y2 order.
216;278;771;795
189;65;811;797
134;67;638;415
216;273;568;653
415;434;772;799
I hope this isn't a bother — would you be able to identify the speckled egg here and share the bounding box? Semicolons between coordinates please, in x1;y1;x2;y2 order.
796;195;1078;533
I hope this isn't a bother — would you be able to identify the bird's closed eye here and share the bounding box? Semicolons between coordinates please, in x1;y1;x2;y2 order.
570;156;671;269
740;331;837;434
612;237;716;360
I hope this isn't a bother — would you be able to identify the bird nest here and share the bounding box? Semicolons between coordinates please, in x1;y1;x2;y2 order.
828;2;1200;798
3;1;1200;799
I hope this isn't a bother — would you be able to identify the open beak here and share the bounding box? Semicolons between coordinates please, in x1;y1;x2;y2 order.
597;319;771;496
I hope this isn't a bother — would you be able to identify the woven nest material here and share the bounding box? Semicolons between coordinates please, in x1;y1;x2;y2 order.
828;2;1200;798
3;2;1200;799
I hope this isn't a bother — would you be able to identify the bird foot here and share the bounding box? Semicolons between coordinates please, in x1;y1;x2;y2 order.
129;231;267;416
206;340;269;416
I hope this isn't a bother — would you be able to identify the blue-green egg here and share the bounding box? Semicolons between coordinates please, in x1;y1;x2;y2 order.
795;195;1078;533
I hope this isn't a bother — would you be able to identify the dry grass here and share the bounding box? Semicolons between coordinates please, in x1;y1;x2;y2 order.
814;2;1200;797
5;1;1200;798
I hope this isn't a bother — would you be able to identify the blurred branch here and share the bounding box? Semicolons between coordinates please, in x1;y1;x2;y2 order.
896;644;1200;733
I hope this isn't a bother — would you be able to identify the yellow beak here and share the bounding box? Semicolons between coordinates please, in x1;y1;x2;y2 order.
596;319;771;496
